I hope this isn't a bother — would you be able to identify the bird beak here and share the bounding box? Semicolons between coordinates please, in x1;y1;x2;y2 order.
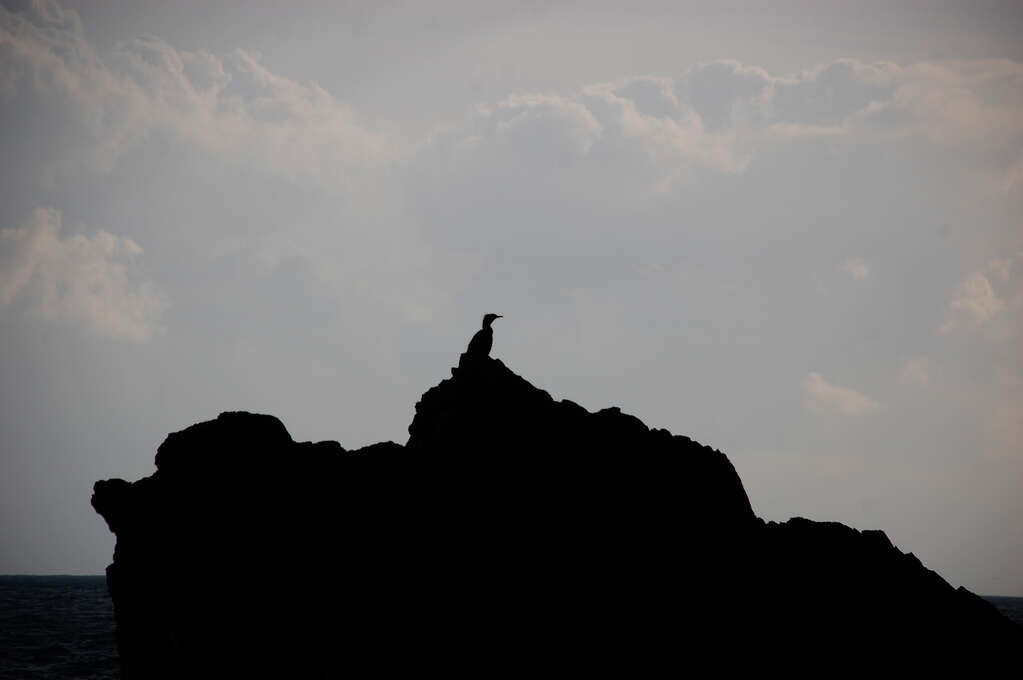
496;315;503;318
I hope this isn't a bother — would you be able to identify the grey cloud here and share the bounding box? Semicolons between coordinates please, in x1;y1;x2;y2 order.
770;60;892;126
681;61;771;132
612;76;681;121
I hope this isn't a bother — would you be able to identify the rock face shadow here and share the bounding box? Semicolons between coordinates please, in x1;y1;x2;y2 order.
93;356;1020;677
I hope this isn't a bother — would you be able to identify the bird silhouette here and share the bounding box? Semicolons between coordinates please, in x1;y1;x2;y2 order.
466;313;502;358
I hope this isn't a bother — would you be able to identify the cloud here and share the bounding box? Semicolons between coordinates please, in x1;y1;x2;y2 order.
422;57;1023;193
582;78;754;178
939;256;1022;336
891;60;1023;146
841;257;871;281
802;372;880;416
5;1;1022;195
0;208;164;341
486;93;603;155
769;60;894;127
3;1;1022;350
940;273;1004;332
679;61;771;132
0;1;392;187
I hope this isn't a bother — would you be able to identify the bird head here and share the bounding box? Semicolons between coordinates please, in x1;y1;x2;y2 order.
482;313;503;327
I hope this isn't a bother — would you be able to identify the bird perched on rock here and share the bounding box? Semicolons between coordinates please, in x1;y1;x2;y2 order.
465;313;502;358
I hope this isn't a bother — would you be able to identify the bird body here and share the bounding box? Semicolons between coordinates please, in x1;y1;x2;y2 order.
465;313;502;358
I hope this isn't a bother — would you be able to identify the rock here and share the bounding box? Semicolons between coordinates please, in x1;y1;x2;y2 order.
92;357;1019;677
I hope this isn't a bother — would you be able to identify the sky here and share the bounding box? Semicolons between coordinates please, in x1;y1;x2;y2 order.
1;0;1021;595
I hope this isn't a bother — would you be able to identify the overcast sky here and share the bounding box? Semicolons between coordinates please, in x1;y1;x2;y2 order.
1;0;1021;595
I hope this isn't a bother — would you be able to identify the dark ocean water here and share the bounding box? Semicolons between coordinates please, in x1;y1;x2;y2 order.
985;595;1023;629
1;575;1021;679
0;576;118;680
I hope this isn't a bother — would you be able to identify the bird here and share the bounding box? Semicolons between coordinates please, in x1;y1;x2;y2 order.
465;313;502;358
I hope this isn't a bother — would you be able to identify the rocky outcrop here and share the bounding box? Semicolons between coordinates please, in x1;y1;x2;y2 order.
93;356;1019;677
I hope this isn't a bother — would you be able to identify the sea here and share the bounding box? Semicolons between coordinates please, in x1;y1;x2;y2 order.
0;576;118;680
1;575;1021;679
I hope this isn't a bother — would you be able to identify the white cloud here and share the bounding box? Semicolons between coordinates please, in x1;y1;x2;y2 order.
424;57;1023;192
0;208;165;341
582;78;753;176
841;257;871;281
802;372;880;416
4;1;1022;195
0;2;392;188
939;256;1023;335
941;272;1004;332
891;60;1023;146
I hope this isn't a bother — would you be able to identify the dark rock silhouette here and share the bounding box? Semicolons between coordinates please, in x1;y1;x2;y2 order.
93;356;1019;677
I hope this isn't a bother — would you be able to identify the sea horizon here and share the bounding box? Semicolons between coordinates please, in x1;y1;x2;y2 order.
4;573;1023;599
